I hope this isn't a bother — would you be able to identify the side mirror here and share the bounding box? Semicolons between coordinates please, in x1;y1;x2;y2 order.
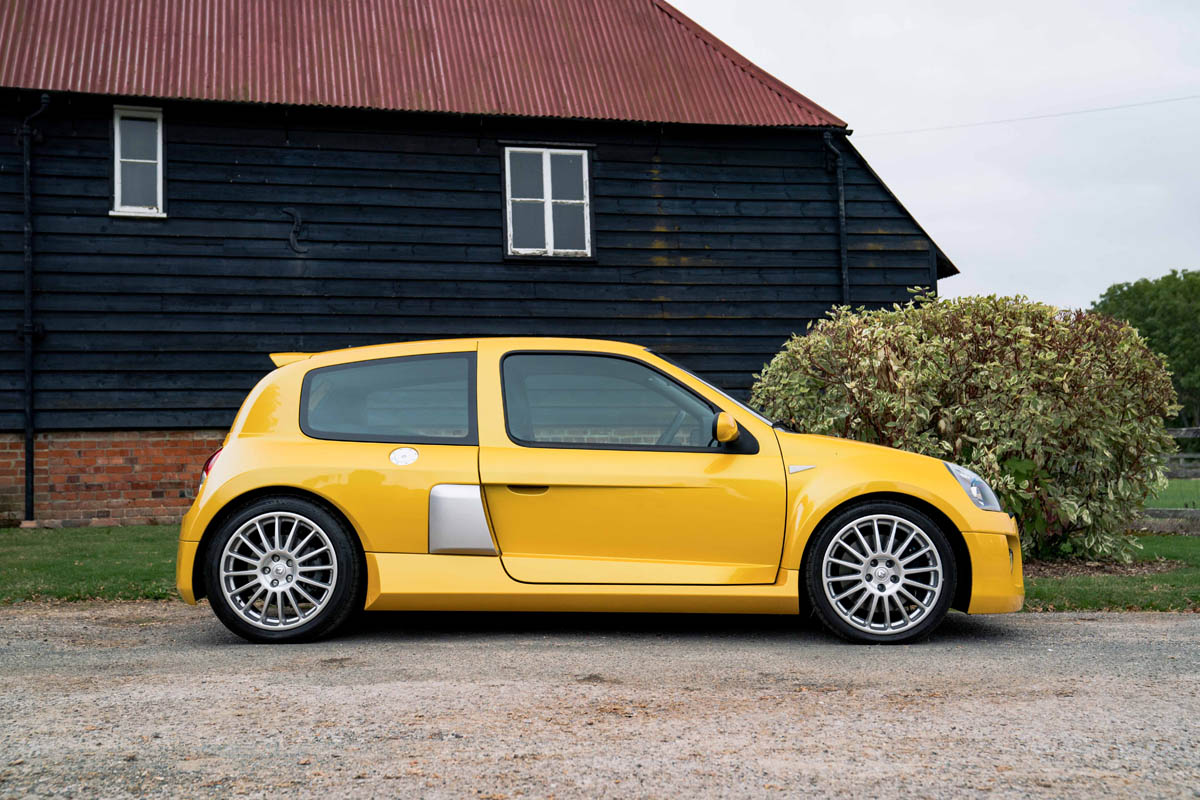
712;411;740;444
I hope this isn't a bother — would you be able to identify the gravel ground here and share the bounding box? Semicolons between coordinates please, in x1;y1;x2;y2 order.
1;603;1198;799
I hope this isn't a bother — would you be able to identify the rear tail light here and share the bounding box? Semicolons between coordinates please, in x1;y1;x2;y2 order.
199;447;223;488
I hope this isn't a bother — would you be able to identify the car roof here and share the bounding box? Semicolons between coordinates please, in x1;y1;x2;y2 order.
269;337;650;368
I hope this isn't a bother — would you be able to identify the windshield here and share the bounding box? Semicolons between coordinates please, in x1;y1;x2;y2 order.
645;350;778;427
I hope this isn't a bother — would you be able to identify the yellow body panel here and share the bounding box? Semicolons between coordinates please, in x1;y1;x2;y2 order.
365;553;801;614
776;432;1020;570
176;336;1023;620
963;532;1025;613
479;446;784;584
182;439;479;553
175;539;199;604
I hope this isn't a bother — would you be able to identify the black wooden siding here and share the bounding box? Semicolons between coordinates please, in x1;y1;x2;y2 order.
0;90;942;431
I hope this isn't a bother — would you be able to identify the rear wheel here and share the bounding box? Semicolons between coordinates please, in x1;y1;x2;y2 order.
805;501;956;644
203;497;362;643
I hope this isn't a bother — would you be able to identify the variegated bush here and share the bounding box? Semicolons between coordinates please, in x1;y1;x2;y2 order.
750;295;1179;560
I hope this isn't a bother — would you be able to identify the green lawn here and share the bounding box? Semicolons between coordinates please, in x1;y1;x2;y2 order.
1145;478;1200;509
0;525;178;602
1025;535;1200;612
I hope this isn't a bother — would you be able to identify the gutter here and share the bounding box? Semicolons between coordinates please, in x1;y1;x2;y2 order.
17;93;49;525
823;131;850;304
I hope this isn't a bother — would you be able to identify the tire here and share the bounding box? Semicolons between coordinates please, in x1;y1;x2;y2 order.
805;501;956;644
203;497;363;643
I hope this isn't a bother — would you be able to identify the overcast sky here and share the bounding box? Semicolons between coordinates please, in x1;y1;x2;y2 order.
670;0;1200;309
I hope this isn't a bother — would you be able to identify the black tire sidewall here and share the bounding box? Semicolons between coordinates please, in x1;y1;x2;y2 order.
805;501;957;644
203;497;362;644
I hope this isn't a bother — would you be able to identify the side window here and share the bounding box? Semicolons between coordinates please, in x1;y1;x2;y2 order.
502;354;717;449
505;147;590;257
302;353;476;444
111;106;164;216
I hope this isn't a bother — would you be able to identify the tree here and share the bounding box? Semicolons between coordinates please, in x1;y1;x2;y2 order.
1092;270;1200;427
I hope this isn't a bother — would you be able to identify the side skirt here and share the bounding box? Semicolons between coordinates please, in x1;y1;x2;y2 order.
364;553;801;614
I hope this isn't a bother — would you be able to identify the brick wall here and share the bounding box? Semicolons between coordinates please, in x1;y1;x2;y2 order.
0;430;226;528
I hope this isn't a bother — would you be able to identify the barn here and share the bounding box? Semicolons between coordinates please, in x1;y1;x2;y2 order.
0;0;957;526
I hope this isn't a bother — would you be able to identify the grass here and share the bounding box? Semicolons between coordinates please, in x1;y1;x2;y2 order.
1025;535;1200;612
1;525;1197;613
1145;478;1200;509
0;524;178;602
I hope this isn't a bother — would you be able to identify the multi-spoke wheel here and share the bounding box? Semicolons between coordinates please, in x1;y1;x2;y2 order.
805;502;956;644
204;497;362;643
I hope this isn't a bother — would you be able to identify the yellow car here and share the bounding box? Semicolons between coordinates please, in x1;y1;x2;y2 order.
176;337;1022;644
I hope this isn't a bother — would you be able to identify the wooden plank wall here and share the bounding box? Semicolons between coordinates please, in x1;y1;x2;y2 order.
0;90;938;430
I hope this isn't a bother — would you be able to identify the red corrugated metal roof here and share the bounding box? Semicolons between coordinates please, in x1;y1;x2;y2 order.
0;0;845;127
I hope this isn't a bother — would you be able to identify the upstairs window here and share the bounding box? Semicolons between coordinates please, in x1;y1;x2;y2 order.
112;106;164;216
505;147;590;257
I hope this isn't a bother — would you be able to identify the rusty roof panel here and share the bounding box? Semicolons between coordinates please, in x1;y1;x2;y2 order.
0;0;846;127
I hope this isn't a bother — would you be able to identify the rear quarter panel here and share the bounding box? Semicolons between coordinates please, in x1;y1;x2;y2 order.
181;340;482;554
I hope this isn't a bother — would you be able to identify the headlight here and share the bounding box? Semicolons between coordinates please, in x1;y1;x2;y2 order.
944;462;1002;512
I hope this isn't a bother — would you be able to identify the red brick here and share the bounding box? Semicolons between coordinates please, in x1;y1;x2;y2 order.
0;429;225;527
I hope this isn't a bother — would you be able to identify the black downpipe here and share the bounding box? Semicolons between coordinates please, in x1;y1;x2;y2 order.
18;93;50;523
823;132;850;304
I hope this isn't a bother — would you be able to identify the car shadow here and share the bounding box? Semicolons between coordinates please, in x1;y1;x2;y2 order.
327;607;1019;645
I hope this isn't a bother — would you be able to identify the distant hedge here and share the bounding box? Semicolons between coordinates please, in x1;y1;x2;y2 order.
750;295;1179;560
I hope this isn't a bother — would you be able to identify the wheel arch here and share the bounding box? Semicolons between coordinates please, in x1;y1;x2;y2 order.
797;491;973;613
191;485;368;604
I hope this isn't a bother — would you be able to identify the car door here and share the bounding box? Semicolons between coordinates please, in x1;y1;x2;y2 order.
478;347;785;585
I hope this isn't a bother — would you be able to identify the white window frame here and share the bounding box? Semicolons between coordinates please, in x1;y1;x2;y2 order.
504;146;591;257
110;105;166;218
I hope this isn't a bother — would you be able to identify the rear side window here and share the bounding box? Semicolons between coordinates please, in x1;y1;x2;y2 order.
301;353;476;444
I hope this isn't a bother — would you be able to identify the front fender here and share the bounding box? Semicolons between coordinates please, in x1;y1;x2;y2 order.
776;435;1016;570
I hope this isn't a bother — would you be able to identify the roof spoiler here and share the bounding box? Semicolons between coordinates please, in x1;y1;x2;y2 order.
269;352;313;367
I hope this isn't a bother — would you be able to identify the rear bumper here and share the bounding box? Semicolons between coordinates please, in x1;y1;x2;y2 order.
176;538;200;605
175;499;205;604
963;528;1024;614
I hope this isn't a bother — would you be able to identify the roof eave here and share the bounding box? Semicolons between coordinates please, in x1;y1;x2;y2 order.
838;135;959;281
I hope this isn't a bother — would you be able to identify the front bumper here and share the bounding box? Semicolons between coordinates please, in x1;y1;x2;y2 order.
963;529;1024;614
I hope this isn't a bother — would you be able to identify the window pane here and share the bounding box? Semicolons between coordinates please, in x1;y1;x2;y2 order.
552;203;586;251
550;153;584;200
120;161;158;208
305;354;472;441
119;117;158;161
508;151;543;199
511;201;546;250
502;354;715;447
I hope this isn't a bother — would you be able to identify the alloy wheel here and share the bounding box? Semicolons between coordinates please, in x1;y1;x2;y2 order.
218;512;338;631
821;513;944;636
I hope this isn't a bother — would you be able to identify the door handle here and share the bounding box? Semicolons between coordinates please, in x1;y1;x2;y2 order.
507;485;549;495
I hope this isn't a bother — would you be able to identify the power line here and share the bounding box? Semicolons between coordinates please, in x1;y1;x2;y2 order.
858;93;1200;137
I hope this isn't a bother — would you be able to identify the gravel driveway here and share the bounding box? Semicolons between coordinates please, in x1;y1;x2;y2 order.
1;602;1197;799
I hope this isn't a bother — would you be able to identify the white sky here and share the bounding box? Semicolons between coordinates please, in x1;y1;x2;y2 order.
669;0;1200;309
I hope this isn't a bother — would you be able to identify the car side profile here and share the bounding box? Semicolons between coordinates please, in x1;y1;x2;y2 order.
175;337;1023;644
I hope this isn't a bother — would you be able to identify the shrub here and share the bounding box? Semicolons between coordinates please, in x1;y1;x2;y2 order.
750;295;1179;560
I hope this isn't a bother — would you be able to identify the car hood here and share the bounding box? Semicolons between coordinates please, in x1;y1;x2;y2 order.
773;430;944;474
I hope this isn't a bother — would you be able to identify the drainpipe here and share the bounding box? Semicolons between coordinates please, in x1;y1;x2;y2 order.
823;131;850;305
18;93;49;525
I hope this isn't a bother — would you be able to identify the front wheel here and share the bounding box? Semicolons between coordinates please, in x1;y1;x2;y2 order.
203;497;363;643
805;501;956;644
